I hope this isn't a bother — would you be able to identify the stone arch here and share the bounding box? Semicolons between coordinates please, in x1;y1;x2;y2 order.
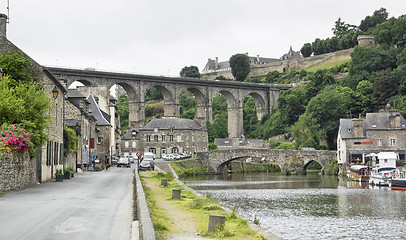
178;87;207;119
115;82;139;127
243;91;268;121
144;84;176;117
212;90;241;138
303;160;323;173
67;78;96;89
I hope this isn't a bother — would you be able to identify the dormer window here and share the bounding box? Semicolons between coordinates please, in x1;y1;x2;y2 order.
169;127;174;133
154;127;158;133
131;131;137;138
348;128;351;132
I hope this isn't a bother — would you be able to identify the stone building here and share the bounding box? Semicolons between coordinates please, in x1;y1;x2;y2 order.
121;118;208;158
65;89;97;170
0;14;66;184
337;106;406;172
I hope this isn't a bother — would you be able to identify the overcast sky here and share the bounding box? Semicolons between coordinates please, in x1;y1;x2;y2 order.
1;1;405;76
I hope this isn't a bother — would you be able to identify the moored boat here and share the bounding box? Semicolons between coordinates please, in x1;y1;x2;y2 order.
347;165;369;182
368;152;397;186
391;169;406;190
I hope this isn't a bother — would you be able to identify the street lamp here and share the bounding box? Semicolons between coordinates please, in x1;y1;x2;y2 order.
0;67;3;80
52;86;59;99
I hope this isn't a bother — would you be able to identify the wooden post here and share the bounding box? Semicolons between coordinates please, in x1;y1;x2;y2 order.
172;189;181;199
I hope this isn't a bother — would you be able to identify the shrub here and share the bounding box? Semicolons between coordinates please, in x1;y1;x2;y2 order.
0;123;34;156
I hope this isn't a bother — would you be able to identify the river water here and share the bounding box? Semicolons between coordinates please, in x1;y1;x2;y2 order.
182;173;406;240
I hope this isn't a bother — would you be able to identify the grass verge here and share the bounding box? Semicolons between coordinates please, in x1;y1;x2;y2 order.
140;171;267;239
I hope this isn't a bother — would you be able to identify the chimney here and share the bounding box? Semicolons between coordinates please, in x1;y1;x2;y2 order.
389;113;401;128
0;14;7;38
352;118;364;138
215;57;218;69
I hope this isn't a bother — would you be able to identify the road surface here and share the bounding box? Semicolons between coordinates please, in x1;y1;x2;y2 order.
0;166;134;240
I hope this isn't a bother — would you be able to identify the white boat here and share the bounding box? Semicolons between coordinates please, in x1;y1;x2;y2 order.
369;152;397;186
390;169;406;191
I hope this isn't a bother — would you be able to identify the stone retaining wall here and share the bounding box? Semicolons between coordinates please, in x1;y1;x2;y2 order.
0;153;36;192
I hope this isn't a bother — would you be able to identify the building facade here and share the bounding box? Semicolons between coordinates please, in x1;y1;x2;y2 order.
121;118;208;158
337;107;406;172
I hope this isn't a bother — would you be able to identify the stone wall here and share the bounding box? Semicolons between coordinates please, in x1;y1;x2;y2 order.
0;153;36;192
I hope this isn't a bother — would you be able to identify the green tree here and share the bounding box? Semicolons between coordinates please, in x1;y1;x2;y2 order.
145;87;163;101
243;96;258;137
291;113;321;150
300;43;312;57
312;38;324;55
277;88;307;126
0;51;32;84
373;69;398;109
305;85;354;149
116;95;129;132
0;75;51;146
394;64;406;95
359;7;388;33
180;65;200;78
229;53;251;81
63;124;78;156
180;91;196;119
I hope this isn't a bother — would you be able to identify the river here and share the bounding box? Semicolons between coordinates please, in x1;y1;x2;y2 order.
182;172;406;240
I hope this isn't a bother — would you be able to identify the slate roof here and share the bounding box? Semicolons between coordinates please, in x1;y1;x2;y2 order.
66;89;86;98
122;128;139;140
87;93;111;126
140;118;205;131
339;111;406;139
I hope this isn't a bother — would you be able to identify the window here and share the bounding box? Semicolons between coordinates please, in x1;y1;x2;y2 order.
169;135;174;142
177;135;182;142
154;127;158;134
169;127;174;133
125;141;129;148
377;138;382;146
132;141;136;148
161;135;166;143
97;137;102;144
154;135;158;143
192;134;195;142
162;147;166;155
131;130;137;138
172;147;179;153
390;138;396;146
146;135;151;143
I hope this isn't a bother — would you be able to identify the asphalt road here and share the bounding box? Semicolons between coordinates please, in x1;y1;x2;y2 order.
0;165;134;240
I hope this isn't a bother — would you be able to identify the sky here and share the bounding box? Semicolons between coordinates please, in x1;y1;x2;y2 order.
0;0;405;77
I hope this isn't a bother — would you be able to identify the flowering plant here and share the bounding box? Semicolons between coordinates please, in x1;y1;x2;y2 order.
0;123;34;155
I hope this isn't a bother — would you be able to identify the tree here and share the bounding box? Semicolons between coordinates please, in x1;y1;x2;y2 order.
373;69;399;109
359;8;389;33
180;91;196;119
300;43;312;57
277;88;307;126
116;95;129;132
291;113;321;150
312;38;324;55
0;75;51;146
229;53;251;81
243;96;258;137
0;51;32;84
180;65;200;78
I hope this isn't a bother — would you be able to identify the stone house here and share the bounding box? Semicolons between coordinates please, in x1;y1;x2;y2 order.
337;106;406;172
0;14;66;186
121;118;208;158
65;89;97;170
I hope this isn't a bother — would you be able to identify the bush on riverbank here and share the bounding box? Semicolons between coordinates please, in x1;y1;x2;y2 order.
325;158;339;175
170;158;207;178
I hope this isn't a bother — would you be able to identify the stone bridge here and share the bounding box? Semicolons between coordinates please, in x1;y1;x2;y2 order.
197;148;336;174
47;67;290;138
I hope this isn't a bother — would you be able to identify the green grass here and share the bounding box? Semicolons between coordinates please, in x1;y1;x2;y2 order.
304;59;350;72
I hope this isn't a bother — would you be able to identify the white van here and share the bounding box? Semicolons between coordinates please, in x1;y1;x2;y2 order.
143;152;155;160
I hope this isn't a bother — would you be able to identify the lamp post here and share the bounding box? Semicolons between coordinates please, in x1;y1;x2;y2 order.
0;67;3;80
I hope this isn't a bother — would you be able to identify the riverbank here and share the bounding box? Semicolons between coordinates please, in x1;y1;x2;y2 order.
140;167;281;240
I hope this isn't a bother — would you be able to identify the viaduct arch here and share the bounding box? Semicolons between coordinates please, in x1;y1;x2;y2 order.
47;67;290;138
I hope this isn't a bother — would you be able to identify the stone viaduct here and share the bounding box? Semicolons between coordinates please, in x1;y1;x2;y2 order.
197;149;336;174
47;67;290;138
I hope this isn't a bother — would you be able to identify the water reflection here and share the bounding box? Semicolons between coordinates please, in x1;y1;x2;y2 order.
183;173;406;240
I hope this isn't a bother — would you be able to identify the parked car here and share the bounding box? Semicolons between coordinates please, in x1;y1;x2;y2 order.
111;156;118;165
164;154;176;161
175;153;186;160
139;159;154;171
128;156;135;163
117;157;131;168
